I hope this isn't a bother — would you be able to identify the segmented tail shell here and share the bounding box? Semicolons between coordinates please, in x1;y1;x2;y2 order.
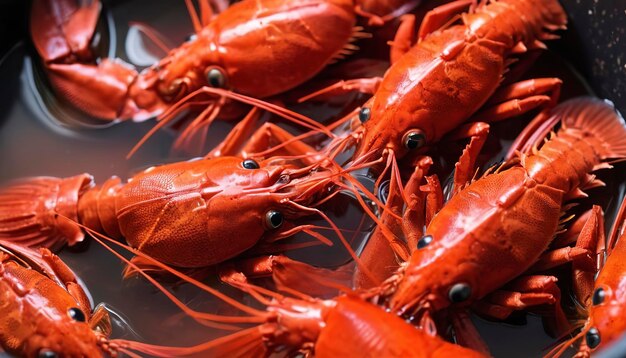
77;177;124;239
0;174;94;251
522;97;626;196
559;97;626;159
469;0;567;50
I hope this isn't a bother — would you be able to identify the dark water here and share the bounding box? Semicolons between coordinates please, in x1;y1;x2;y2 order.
1;0;625;357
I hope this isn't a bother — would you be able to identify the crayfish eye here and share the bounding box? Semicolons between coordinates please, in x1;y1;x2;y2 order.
448;283;471;303
359;107;371;123
586;327;601;349
417;235;433;249
403;129;426;150
242;159;260;170
265;210;284;229
206;67;226;88
67;307;86;322
185;33;197;42
592;287;606;305
38;349;58;358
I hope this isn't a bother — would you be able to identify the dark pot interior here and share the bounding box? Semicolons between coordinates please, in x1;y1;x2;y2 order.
0;0;625;357
557;0;625;114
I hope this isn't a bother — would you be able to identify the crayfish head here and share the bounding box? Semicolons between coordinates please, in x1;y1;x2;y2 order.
21;307;102;358
146;31;229;102
583;284;626;354
386;244;478;318
353;103;429;163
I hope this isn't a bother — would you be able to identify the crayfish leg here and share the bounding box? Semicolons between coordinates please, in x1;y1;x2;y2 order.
473;274;571;336
218;255;353;298
570;206;606;308
209;112;324;167
90;304;113;337
416;0;474;41
355;157;437;288
449;310;491;356
206;107;263;158
473;77;562;159
297;77;382;103
389;14;417;64
442;121;490;196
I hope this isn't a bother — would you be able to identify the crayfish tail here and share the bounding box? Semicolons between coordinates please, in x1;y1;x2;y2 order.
76;176;124;239
559;97;626;160
522;97;626;194
0;174;94;251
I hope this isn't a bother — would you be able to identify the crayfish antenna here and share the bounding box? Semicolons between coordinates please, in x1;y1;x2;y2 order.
336;154;416;263
312;206;380;285
249;132;329;163
369;149;410;206
251;106;360;161
329;154;403;222
271;187;380;287
184;0;204;32
543;324;587;358
222;279;284;307
197;88;335;136
172;102;220;154
297;80;358;103
333;154;406;224
127;22;172;55
128;87;334;158
319;162;410;264
54;214;268;329
109;326;266;358
390;153;410;206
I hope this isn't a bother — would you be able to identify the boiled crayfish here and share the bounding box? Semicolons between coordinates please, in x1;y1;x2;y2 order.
306;0;567;186
31;0;362;128
363;97;626;345
220;293;487;357
548;195;626;357
0;240;111;356
0;156;350;269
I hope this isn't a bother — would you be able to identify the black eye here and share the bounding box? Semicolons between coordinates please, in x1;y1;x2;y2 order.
403;130;426;150
242;159;260;170
448;283;471;303
38;349;58;358
265;210;283;229
586;327;601;349
417;235;433;249
359;107;371;123
207;68;226;88
592;287;606;305
185;33;197;42
67;307;86;322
